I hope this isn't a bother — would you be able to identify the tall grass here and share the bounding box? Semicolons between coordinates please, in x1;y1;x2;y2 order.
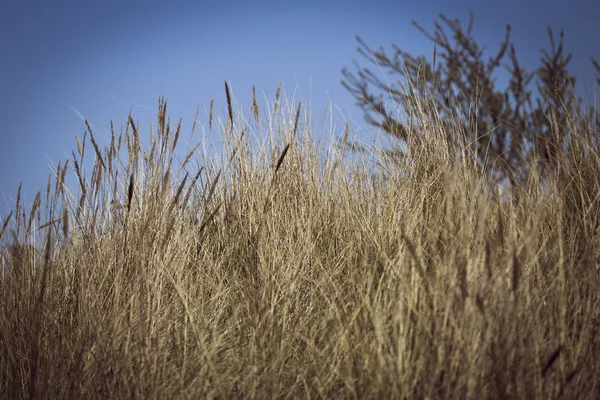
0;81;599;399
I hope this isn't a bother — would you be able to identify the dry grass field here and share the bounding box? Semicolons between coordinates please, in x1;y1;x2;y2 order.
0;81;599;399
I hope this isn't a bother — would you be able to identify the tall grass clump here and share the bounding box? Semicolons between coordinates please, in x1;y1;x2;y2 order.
0;80;599;399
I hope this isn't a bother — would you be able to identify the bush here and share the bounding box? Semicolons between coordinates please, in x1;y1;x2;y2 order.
342;10;600;187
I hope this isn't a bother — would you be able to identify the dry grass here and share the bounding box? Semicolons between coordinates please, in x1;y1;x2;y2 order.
0;81;599;399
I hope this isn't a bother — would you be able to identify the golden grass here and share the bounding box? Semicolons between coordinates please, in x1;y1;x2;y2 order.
0;81;599;399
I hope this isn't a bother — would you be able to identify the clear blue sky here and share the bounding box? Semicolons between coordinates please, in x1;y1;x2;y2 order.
1;0;598;217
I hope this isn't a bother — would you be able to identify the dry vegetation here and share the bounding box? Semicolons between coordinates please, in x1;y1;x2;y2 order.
0;80;599;399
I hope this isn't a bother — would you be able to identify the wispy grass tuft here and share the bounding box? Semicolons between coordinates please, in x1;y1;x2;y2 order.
0;80;599;399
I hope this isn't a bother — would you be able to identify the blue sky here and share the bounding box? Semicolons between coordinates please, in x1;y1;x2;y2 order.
1;0;598;217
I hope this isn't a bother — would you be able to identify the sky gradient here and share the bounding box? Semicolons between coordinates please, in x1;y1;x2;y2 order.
1;0;598;218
